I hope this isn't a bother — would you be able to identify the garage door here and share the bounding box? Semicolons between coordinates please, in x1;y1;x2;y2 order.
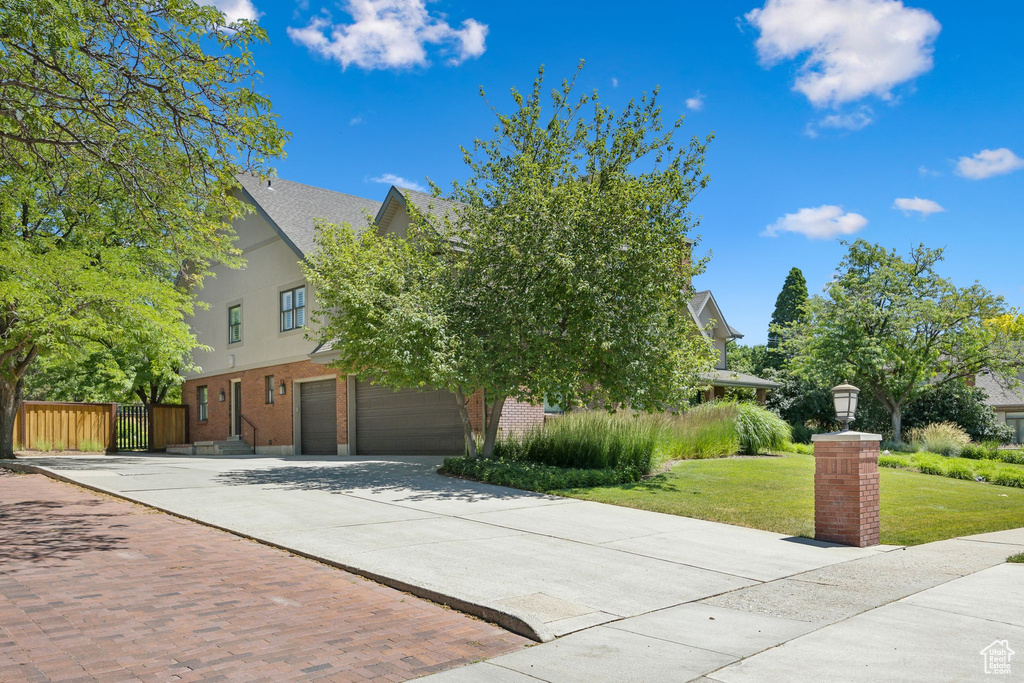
300;379;337;455
355;380;464;455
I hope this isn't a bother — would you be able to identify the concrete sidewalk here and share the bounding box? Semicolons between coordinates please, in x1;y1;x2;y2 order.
426;530;1024;682
7;454;887;643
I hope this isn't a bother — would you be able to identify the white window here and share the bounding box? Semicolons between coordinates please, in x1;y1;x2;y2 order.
281;286;306;332
228;305;241;344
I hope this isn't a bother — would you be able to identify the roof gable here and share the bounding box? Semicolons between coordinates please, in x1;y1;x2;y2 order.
236;174;381;257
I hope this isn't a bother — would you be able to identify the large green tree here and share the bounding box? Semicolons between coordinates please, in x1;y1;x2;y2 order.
787;241;1024;442
765;267;808;370
305;65;718;457
0;1;287;457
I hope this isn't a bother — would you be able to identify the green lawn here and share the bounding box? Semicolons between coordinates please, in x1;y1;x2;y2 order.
557;453;1024;546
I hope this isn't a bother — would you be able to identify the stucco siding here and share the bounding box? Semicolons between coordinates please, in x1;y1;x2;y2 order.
186;209;318;379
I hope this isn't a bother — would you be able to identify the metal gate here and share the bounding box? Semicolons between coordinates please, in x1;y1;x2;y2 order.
117;404;149;451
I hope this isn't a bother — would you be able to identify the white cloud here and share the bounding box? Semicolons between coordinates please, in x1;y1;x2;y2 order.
371;173;427;192
288;0;487;70
746;0;941;107
761;205;868;239
199;0;261;24
349;116;364;126
893;196;945;217
805;105;873;136
955;148;1024;180
918;165;940;177
611;77;619;88
685;92;705;111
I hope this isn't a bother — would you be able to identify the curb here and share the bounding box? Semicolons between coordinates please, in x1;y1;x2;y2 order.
1;460;551;643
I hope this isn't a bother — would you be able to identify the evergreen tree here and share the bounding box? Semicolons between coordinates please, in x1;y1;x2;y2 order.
765;267;808;370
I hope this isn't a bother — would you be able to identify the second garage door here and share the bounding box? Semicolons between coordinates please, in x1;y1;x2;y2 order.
355;380;465;455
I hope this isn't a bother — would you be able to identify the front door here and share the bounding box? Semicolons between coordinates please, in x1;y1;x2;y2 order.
233;381;242;437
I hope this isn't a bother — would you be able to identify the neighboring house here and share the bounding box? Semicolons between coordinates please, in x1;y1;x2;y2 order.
974;371;1024;444
687;290;779;404
179;174;775;456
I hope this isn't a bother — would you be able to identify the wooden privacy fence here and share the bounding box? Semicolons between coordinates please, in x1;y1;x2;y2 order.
150;404;188;451
16;401;188;453
16;401;116;452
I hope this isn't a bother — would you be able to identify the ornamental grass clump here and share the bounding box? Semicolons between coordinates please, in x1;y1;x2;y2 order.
735;403;791;455
656;402;739;459
493;410;656;475
907;422;971;458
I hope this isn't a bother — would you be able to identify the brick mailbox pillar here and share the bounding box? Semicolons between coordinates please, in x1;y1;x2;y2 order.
810;431;881;547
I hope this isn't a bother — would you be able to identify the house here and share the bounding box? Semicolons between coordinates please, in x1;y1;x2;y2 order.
178;174;774;456
687;290;779;404
179;174;546;456
974;371;1024;444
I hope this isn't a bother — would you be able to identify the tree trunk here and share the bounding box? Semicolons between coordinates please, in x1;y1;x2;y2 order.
481;394;507;459
0;343;37;459
891;405;903;444
0;377;21;459
453;387;478;459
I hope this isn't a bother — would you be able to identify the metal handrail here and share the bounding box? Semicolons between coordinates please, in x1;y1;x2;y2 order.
239;414;257;451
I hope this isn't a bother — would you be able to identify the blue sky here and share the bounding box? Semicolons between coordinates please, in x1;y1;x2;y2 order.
214;0;1023;345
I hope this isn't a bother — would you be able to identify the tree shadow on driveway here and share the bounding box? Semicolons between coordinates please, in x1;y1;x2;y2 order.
212;458;561;506
0;498;129;565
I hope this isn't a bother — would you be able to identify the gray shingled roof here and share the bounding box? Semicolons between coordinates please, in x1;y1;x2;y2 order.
236;174;381;256
399;188;468;225
976;371;1024;408
703;369;780;389
689;290;711;314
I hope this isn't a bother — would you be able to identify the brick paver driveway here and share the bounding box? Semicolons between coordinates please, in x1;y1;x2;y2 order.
0;472;527;682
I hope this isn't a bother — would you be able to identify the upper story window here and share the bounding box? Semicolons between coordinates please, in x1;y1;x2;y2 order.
197;386;208;421
281;286;306;332
228;305;242;344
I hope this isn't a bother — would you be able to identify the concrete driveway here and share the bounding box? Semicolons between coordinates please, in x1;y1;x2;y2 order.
11;454;885;642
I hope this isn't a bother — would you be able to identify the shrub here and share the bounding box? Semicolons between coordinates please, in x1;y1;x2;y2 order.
906;422;971;457
53;439;65;452
855;381;1014;443
441;457;639;492
989;469;1024;488
78;439;106;453
879;454;912;469
735;403;791;454
493;410;656;474
33;438;52;452
913;453;947;476
882;440;917;453
993;450;1024;465
785;442;814;455
945;461;975;480
959;443;994;460
1008;553;1024;564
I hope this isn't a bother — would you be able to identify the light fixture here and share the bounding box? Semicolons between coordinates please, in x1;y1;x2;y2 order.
831;382;860;431
218;389;226;402
278;380;287;396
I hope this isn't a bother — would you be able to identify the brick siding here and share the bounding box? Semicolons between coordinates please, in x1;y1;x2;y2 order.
182;366;546;451
182;360;347;450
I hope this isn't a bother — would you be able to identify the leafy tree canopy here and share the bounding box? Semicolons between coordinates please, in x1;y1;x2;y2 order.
787;240;1024;442
0;0;287;456
306;64;718;457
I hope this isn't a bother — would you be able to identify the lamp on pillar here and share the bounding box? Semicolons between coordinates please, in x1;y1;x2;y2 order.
831;382;860;431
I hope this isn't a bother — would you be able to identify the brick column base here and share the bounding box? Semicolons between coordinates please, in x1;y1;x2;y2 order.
811;431;881;547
